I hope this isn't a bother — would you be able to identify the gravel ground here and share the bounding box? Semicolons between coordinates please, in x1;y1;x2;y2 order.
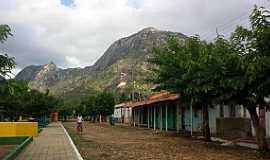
63;122;264;160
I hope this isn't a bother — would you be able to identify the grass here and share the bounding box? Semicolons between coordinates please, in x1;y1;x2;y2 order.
63;124;97;160
63;126;81;146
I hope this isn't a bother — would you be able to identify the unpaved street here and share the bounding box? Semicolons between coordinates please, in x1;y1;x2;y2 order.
0;145;15;159
63;122;261;160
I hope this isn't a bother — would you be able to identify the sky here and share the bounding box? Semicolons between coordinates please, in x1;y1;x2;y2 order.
0;0;269;75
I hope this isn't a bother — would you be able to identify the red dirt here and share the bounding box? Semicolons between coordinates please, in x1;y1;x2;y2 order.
63;122;264;160
0;145;15;159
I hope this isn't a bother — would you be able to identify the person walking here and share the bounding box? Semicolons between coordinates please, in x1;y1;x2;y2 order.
77;114;83;134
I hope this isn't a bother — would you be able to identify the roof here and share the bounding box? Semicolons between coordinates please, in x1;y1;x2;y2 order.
114;103;128;108
127;91;180;108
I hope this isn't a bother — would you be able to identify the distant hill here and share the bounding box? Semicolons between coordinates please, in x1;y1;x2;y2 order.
15;27;187;102
0;76;5;81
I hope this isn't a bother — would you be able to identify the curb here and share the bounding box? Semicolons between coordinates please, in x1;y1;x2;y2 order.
60;123;84;160
2;136;33;160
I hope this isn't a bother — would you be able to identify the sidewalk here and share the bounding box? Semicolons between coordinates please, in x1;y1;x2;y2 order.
16;122;81;160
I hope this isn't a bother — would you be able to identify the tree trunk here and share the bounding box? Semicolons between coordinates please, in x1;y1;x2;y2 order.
247;106;268;150
202;105;211;141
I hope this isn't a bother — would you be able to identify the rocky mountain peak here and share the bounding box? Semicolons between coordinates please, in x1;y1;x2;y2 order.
0;76;5;81
42;61;58;72
138;27;159;33
15;62;59;82
48;61;56;66
16;27;188;100
93;27;187;71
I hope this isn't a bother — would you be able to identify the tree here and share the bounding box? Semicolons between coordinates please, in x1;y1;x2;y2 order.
0;54;15;78
57;101;74;121
95;92;115;121
0;80;58;120
150;5;270;150
150;36;217;141
224;5;270;150
0;80;27;120
118;93;129;103
0;25;12;43
25;90;58;117
85;95;97;116
0;25;15;78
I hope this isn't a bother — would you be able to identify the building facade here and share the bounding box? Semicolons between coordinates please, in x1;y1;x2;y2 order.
113;103;132;124
116;91;270;139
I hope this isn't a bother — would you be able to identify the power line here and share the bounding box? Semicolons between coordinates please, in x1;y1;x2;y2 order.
202;17;250;40
199;1;270;41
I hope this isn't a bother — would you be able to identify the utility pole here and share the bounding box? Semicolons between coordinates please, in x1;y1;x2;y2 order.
190;98;193;137
131;61;138;101
131;65;134;101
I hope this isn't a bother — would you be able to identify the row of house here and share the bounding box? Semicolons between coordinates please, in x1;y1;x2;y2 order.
113;91;270;139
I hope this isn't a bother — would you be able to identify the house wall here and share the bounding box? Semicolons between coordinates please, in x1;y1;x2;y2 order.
213;105;252;137
123;108;132;123
216;117;252;138
133;102;178;130
113;107;132;124
180;105;253;136
266;111;270;138
209;106;219;134
131;101;270;139
113;108;122;119
222;106;270;139
181;107;203;132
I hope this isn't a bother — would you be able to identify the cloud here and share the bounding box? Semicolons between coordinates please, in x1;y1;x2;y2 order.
65;56;87;68
0;0;267;74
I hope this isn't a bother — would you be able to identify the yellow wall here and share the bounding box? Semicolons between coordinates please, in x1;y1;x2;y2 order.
0;122;38;137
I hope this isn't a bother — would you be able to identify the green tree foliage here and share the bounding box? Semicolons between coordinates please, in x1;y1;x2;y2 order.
225;5;270;150
83;95;98;116
95;92;115;116
118;93;129;103
0;25;12;43
0;25;15;78
0;54;15;78
59;91;115;122
25;90;58;117
0;80;29;120
0;80;58;120
149;5;270;150
57;101;76;121
150;36;221;141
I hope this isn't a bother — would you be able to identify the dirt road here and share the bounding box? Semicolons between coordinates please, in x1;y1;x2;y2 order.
0;145;15;159
63;122;262;160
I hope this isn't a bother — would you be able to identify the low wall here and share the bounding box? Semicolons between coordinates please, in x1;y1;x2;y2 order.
216;118;251;139
0;122;38;137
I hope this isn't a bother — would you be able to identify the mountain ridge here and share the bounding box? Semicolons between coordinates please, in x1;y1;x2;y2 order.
15;27;187;102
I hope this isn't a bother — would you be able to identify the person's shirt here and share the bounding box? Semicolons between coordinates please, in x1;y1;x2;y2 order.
77;116;83;123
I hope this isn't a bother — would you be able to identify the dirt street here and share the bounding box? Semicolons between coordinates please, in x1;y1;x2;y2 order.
63;122;262;160
0;145;15;159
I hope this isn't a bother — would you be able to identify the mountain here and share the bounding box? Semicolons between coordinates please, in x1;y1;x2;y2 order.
15;65;45;81
0;76;4;81
15;27;187;102
93;27;186;71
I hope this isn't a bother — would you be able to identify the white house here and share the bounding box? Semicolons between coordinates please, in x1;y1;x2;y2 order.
113;103;132;124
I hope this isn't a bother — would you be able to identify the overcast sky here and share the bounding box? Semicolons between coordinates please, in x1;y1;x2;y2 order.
0;0;269;75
